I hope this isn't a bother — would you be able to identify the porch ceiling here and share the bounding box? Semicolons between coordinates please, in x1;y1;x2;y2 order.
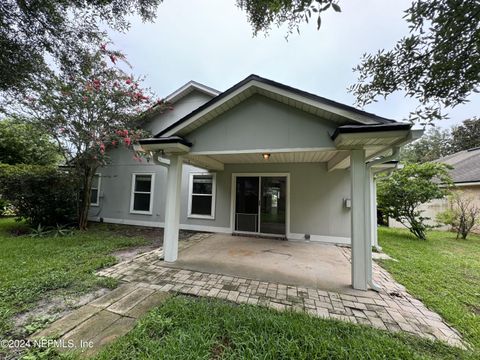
183;147;386;171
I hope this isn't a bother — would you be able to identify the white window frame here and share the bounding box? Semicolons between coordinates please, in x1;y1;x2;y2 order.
188;172;216;220
130;173;155;215
90;173;101;207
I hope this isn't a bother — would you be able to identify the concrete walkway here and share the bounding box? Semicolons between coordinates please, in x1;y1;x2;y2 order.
33;283;170;357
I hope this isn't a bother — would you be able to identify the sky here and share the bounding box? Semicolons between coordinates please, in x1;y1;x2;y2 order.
109;0;479;129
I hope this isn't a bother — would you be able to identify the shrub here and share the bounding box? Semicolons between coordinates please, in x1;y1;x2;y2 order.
377;162;452;240
0;197;14;216
0;164;77;227
436;191;480;239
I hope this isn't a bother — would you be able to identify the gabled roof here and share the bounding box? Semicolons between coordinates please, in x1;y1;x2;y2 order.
155;74;398;138
165;80;220;103
437;148;480;184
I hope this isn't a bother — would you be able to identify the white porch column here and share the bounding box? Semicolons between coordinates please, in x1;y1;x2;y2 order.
163;154;183;262
371;174;380;249
351;149;368;290
365;168;374;287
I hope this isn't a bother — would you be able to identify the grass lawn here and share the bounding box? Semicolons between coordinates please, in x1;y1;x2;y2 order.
0;218;149;345
88;296;471;360
1;217;478;359
378;227;480;352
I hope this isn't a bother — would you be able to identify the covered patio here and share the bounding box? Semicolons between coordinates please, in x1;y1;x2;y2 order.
136;75;423;291
163;233;353;292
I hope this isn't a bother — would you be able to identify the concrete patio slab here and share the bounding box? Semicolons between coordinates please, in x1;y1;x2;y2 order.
165;234;353;292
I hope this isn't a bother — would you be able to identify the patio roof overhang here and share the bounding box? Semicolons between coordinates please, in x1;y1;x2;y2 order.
136;127;422;172
137;136;192;154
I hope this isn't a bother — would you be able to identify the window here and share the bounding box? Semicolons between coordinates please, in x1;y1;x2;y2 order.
90;174;101;206
130;173;155;214
188;173;216;219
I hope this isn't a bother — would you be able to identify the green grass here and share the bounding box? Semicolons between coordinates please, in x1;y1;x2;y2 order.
0;218;148;342
378;227;480;351
2;217;478;359
89;296;471;360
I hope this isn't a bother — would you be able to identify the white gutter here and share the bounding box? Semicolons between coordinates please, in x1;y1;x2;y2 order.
367;147;400;169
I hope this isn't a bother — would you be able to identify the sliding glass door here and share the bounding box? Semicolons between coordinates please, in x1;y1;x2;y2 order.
235;175;287;235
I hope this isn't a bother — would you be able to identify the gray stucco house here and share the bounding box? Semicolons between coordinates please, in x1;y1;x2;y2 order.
89;75;421;290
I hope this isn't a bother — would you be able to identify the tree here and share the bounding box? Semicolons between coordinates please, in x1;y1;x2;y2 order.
349;0;480;124
0;119;60;165
9;45;168;230
437;191;480;239
238;1;479;125
237;0;342;36
401;127;452;163
451;117;480;152
377;162;452;240
0;0;162;93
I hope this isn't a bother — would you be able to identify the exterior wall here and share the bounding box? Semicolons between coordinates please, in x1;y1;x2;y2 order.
389;185;480;233
89;148;352;243
144;91;214;136
186;94;337;152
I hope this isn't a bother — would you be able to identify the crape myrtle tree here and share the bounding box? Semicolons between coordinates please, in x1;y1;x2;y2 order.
11;44;169;230
238;0;480;125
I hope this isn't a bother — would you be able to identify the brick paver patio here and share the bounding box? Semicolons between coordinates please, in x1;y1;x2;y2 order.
96;234;466;348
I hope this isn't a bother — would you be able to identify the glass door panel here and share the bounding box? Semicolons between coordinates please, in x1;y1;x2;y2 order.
235;177;259;232
260;177;286;235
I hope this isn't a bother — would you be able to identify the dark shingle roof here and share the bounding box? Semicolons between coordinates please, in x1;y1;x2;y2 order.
437;148;480;184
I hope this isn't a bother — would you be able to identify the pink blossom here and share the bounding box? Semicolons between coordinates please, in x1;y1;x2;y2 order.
126;78;132;85
123;129;129;136
109;54;117;64
111;140;117;146
124;137;131;146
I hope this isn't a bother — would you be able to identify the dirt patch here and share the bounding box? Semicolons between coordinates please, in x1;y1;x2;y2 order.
92;222;199;262
13;288;110;338
211;335;233;359
469;305;480;316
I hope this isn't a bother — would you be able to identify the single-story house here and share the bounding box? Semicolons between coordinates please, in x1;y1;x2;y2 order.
390;147;480;231
89;75;421;290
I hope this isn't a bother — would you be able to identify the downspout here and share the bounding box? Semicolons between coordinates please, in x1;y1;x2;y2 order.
365;146;401;292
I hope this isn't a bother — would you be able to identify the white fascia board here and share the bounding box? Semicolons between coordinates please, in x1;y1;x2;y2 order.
166;81;220;103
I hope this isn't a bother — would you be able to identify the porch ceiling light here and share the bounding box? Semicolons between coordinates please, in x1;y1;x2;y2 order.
262;153;271;160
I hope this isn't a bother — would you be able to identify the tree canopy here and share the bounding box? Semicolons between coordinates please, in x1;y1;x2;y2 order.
0;119;60;165
401;117;480;163
239;0;480;125
0;0;162;93
450;117;480;153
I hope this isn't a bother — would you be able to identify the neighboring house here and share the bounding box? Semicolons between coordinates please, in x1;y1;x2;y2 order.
89;74;421;290
391;147;480;231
